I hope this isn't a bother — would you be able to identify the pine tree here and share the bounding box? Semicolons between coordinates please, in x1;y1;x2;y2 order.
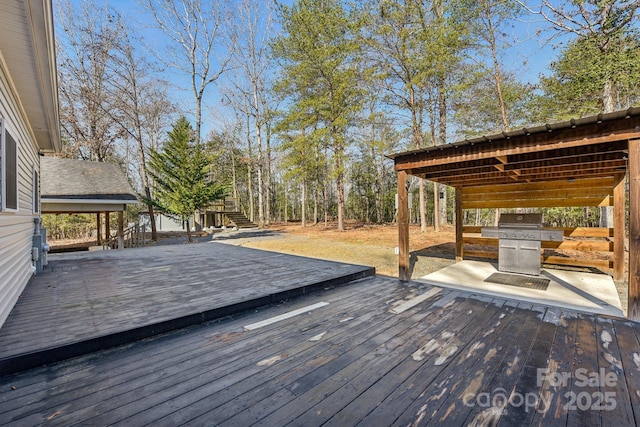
147;116;227;242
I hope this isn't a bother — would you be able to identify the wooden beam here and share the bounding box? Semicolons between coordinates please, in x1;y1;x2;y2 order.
628;139;640;320
462;177;616;195
398;170;410;281
614;174;625;281
462;196;612;209
462;186;612;201
462;226;614;238
455;188;463;262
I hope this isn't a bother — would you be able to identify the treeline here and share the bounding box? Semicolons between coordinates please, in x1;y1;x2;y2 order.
54;0;640;233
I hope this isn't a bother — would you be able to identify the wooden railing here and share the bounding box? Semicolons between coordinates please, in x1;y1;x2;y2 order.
207;197;239;213
103;224;147;250
461;226;615;271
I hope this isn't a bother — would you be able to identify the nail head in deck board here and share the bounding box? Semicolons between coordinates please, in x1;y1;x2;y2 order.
243;302;330;331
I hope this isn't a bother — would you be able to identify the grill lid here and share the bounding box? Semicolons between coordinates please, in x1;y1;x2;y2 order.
498;213;542;229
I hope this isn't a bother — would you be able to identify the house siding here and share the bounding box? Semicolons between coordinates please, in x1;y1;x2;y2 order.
0;56;40;329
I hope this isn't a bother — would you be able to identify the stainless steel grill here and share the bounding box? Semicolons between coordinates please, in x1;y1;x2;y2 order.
481;213;563;276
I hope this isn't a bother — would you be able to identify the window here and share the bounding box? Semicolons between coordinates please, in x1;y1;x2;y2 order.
1;118;19;212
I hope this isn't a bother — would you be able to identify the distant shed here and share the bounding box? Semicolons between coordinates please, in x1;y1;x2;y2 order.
40;157;138;247
389;107;640;320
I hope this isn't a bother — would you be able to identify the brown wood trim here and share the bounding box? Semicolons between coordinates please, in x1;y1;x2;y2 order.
463;197;612;209
543;256;613;270
463;237;612;252
628;139;640;320
398;170;410;281
462;226;613;237
456;188;463;261
455;250;613;270
461;177;616;194
463;249;498;259
461;187;613;202
613;174;626;281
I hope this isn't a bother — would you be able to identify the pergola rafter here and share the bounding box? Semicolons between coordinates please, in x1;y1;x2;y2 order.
389;107;640;321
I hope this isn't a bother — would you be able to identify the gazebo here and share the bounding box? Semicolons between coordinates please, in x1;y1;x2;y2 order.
40;157;138;249
389;108;640;320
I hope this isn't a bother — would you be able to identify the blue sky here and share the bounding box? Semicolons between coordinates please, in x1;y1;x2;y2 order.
58;0;576;139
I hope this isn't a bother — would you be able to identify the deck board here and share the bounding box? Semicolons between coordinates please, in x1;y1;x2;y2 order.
1;244;640;426
0;243;374;374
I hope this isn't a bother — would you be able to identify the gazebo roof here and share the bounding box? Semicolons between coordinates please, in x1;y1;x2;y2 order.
41;157;137;213
389;107;640;188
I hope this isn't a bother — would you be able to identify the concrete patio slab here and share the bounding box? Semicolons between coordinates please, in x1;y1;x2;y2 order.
416;260;623;317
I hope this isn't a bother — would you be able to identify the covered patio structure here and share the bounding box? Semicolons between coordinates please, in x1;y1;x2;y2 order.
40;157;138;249
389;108;640;320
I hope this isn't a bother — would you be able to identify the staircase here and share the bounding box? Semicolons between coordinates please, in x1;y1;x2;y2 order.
224;212;257;229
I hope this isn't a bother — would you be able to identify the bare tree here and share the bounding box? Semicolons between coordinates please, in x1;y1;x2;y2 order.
223;0;276;227
518;0;640;227
517;0;640;113
142;0;231;145
56;0;126;161
106;18;175;241
363;0;430;231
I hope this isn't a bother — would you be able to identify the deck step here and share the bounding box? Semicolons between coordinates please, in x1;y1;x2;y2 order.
224;212;257;228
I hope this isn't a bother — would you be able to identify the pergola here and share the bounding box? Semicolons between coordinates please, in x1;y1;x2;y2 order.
389;107;640;320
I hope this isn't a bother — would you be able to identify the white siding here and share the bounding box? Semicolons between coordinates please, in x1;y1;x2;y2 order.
0;58;40;329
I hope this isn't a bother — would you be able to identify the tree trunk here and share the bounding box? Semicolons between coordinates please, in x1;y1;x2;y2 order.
284;182;288;223
301;181;307;227
313;181;319;225
433;182;440;232
419;179;427;232
437;78;448;226
265;125;272;226
185;218;192;243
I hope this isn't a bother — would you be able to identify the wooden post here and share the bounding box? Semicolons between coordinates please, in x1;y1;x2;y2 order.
613;174;625;282
118;211;124;250
455;187;463;262
96;213;102;245
105;213;110;241
398;170;410;281
628;139;640;321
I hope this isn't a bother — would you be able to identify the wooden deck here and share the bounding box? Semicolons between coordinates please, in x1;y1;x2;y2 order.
0;242;373;375
1;259;639;425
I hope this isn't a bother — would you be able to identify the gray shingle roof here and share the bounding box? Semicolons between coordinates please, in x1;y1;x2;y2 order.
40;157;138;201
